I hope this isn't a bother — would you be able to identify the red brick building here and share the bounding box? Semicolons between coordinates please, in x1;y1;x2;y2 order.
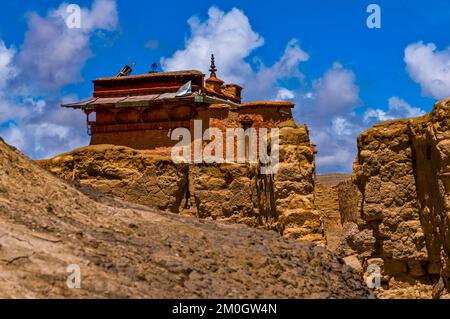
63;56;296;152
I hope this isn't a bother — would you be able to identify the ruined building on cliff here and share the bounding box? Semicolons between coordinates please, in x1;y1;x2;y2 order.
48;56;323;243
62;56;309;157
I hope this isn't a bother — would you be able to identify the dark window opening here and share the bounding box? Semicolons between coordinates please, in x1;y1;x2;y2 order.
184;172;191;209
426;145;432;160
241;118;253;131
240;118;253;162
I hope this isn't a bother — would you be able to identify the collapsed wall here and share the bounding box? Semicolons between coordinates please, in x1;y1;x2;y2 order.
342;98;450;298
38;123;323;244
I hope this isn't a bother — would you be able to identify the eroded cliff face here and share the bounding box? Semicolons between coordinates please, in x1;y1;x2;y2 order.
38;123;323;244
345;98;450;298
37;145;189;213
0;137;370;298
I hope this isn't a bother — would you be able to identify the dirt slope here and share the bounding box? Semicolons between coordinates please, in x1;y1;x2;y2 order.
0;138;370;298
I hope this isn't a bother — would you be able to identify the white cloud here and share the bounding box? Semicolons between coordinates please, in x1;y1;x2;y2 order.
161;7;308;101
300;72;426;173
2;124;26;151
15;0;118;93
2;121;86;159
161;7;264;84
78;0;118;31
404;42;450;100
310;62;360;116
331;116;357;136
303;92;314;99
297;62;362;173
276;88;295;100
364;96;426;123
29;122;80;156
0;40;16;90
298;67;426;173
311;129;358;170
0;0;118;159
245;38;308;100
2;3;436;174
164;8;357;172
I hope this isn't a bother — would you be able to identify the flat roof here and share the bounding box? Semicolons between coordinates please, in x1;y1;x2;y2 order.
94;70;204;82
240;101;295;108
61;93;196;109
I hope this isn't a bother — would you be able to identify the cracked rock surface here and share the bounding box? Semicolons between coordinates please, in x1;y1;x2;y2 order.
0;138;370;298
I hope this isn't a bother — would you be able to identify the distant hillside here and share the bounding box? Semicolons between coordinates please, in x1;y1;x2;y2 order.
316;173;351;186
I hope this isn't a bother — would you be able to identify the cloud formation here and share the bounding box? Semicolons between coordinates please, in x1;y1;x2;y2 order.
297;66;426;173
364;96;426;123
308;62;360;117
297;63;362;172
0;0;118;159
244;38;309;101
161;7;263;84
276;88;295;100
1;3;444;173
161;7;308;101
404;42;450;100
15;0;118;93
161;7;436;173
0;41;16;90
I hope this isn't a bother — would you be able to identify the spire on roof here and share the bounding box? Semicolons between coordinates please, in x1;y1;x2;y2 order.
149;62;158;73
209;54;217;78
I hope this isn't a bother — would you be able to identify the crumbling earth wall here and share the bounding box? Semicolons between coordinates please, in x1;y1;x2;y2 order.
0;136;371;298
38;123;323;244
343;98;450;298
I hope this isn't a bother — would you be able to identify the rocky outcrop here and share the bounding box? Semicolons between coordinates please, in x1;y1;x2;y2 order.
276;125;322;242
345;98;450;298
37;145;189;213
38;123;324;244
0;137;371;298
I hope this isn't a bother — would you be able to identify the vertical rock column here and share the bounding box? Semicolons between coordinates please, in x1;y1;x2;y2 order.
409;99;450;285
275;124;324;243
352;120;428;277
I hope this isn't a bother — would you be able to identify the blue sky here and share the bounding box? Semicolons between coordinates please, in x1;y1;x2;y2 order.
0;0;449;173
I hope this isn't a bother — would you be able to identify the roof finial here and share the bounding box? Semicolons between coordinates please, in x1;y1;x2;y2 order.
149;62;158;73
209;54;217;78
